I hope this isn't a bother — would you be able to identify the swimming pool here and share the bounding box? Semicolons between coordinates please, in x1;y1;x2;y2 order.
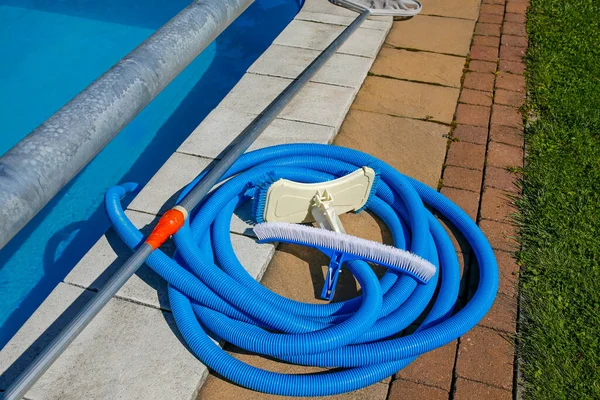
0;0;301;348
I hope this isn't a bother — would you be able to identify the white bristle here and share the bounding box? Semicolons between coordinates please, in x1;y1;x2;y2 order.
253;222;436;282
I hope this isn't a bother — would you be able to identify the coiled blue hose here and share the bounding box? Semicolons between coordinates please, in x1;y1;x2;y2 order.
105;144;498;397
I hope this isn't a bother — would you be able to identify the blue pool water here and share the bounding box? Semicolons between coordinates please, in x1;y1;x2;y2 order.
0;0;301;348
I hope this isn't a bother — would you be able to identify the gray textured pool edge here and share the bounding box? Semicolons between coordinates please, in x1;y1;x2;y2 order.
0;0;253;251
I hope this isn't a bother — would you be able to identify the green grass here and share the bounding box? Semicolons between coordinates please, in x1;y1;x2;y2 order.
518;0;600;398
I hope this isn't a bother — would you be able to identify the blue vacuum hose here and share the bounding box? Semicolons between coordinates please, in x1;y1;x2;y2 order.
105;144;498;396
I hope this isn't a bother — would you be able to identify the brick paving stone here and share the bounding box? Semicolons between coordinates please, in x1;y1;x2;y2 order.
455;378;512;400
441;187;480;220
460;89;493;107
501;34;528;47
453;124;488;145
488;141;524;168
503;21;527;36
478;13;504;24
443;166;483;192
469;60;497;73
479;292;518;333
507;0;529;5
473;34;501;48
480;3;505;14
494;89;525;107
496;72;526;92
499;59;525;74
483;0;505;4
463;72;495;92
388;379;448;400
500;45;527;62
456;103;491;127
504;12;526;23
479;219;518;252
395;341;457;391
446;141;486;170
506;2;528;14
456;326;515;390
495;250;520;297
475;23;501;37
492;104;523;128
485;166;521;193
481;187;516;223
470;45;499;62
490;125;523;146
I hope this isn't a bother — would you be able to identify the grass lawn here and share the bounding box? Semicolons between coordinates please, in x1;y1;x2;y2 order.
518;0;600;397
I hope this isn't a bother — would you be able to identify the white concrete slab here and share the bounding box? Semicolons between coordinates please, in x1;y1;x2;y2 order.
63;210;171;310
64;209;275;311
177;108;336;160
274;19;387;59
248;44;374;89
218;73;356;129
128;152;212;216
300;0;392;22
230;233;276;281
230;199;256;237
0;283;205;400
0;284;93;393
302;0;358;17
295;11;390;30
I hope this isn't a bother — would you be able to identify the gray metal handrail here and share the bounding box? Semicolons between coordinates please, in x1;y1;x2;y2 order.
0;0;253;250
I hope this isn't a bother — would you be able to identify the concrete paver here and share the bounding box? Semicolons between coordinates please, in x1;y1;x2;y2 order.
248;45;374;89
1;284;205;400
274;20;387;58
296;11;391;31
298;0;391;21
386;15;475;56
335;110;449;188
352;76;459;123
178;108;335;160
128;152;212;216
198;347;389;400
421;0;482;20
218;74;356;128
65;216;275;311
371;47;465;88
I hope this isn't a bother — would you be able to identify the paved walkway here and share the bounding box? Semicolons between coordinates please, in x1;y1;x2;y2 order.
198;0;528;399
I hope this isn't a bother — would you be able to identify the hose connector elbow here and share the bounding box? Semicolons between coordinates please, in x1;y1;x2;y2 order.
145;206;188;250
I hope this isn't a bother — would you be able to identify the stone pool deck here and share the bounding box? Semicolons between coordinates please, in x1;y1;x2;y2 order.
0;0;528;399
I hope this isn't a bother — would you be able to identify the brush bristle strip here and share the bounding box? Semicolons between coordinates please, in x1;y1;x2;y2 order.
254;222;436;282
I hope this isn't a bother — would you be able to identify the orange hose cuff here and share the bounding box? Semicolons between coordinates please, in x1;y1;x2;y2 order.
145;208;186;250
